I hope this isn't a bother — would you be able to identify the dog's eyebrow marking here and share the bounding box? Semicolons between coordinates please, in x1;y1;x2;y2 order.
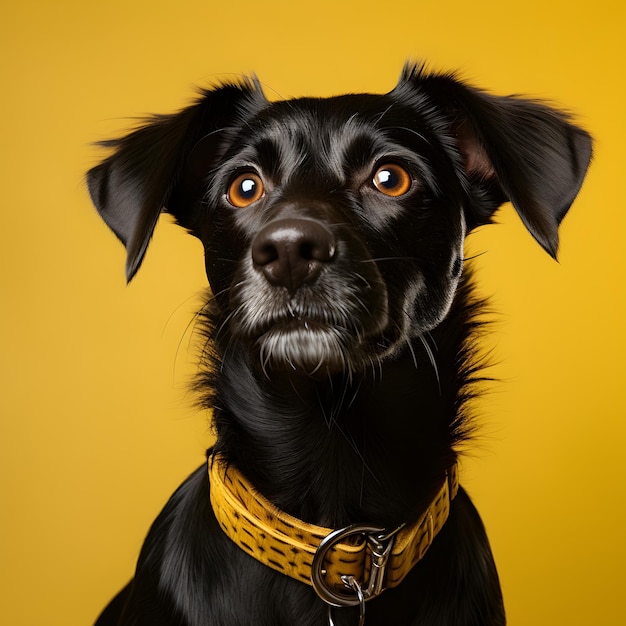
336;133;380;174
252;137;286;180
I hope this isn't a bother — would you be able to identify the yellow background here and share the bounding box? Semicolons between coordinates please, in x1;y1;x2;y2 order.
1;1;624;624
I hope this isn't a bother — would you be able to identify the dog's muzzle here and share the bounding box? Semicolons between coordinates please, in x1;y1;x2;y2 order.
230;215;390;375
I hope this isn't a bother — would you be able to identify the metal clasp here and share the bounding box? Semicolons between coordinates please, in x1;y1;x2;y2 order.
311;523;404;609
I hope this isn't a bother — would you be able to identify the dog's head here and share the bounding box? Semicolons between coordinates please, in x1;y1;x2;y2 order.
87;64;591;376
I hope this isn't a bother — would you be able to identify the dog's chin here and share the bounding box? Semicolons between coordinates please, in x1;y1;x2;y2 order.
254;321;371;378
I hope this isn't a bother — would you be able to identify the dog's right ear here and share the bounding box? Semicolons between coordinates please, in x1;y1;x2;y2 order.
394;64;592;259
87;80;266;282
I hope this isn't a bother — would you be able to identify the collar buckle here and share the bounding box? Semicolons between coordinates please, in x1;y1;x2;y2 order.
311;523;404;608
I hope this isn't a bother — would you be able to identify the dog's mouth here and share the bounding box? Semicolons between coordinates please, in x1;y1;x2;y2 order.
231;287;389;377
256;319;357;375
251;303;391;375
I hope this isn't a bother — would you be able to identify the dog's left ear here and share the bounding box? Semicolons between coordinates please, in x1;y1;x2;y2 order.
397;66;592;258
87;80;266;281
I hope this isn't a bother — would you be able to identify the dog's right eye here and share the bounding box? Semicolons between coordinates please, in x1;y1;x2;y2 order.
372;164;412;197
227;173;265;208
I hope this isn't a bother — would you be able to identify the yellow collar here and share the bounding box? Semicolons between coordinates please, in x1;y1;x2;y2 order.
208;454;458;607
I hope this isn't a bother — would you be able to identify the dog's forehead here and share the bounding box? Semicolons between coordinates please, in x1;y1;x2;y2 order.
231;92;434;177
253;93;413;140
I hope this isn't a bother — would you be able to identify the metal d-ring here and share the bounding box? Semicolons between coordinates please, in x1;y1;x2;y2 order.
311;523;390;608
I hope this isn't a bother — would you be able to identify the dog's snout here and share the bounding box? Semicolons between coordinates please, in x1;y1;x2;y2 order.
252;218;336;291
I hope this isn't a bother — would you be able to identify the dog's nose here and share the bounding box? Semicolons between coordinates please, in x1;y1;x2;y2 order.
251;218;336;291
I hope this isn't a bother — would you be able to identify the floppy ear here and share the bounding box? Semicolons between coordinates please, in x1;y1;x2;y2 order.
87;80;266;281
399;65;592;258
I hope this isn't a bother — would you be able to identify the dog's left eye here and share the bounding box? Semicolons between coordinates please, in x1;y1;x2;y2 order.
372;164;412;197
227;172;265;208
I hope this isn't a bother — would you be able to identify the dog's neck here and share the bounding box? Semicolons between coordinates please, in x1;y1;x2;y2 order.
203;273;483;530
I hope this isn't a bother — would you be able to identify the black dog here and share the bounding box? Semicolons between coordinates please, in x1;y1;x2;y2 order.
87;64;591;625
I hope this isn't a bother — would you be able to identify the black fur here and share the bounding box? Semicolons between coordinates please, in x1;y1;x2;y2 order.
87;63;591;625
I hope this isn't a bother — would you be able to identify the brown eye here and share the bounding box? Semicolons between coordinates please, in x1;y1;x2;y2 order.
227;172;265;208
372;163;411;197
